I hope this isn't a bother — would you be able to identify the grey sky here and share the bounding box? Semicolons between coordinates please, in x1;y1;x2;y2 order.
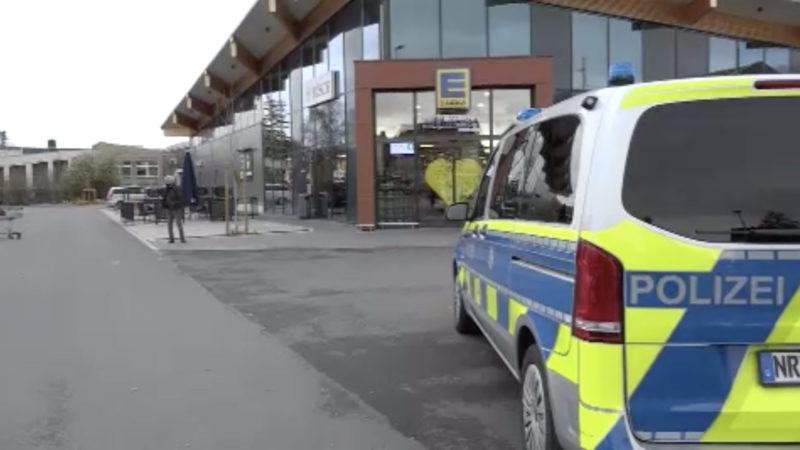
0;0;254;149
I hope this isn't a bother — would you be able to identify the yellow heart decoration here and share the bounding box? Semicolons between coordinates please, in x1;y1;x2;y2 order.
424;158;483;206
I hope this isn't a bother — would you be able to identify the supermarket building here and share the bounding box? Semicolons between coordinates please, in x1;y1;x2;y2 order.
162;0;800;229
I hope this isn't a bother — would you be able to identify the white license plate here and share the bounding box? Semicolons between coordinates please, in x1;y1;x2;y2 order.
758;351;800;386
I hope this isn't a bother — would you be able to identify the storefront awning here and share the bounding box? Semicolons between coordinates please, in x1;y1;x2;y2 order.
162;0;332;137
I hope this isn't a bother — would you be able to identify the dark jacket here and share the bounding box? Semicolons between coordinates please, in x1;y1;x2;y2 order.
162;185;183;211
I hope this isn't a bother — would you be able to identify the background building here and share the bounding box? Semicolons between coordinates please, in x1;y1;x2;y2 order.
161;0;800;228
0;140;174;203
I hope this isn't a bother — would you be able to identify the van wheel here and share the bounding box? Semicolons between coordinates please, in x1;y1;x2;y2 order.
453;277;478;335
521;345;559;450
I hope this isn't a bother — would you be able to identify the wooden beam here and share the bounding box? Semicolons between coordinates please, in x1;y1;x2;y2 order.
171;112;198;130
185;95;214;117
533;0;800;48
228;36;261;74
203;70;229;98
267;0;300;41
682;0;717;24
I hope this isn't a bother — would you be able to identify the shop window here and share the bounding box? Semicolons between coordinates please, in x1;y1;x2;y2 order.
492;89;530;137
532;4;571;95
738;41;764;72
333;0;361;92
472;90;491;137
709;36;737;74
442;0;486;58
677;30;708;77
572;12;608;91
488;0;530;57
363;0;381;60
376;92;414;140
389;0;439;59
766;47;790;73
414;91;436;130
609;18;642;83
120;161;132;177
642;25;676;81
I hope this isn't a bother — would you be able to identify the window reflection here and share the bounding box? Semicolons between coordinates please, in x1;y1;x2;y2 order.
738;41;764;72
390;0;439;59
442;0;486;58
489;0;530;57
572;12;608;91
376;93;414;140
492;89;530;136
709;36;737;74
363;0;381;60
415;91;435;129
472;90;491;136
766;47;790;73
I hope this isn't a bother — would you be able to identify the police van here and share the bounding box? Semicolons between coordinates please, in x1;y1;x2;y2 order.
446;74;800;449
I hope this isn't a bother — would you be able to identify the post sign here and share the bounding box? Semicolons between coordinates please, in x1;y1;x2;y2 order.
436;68;470;114
304;71;338;107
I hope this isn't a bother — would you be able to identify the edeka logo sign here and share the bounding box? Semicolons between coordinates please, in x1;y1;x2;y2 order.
303;72;338;107
436;68;470;113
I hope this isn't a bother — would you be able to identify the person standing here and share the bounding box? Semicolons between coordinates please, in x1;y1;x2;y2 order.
161;175;186;244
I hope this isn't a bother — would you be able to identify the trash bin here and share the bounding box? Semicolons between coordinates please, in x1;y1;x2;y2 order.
209;198;233;221
297;193;312;219
120;201;135;222
316;192;329;218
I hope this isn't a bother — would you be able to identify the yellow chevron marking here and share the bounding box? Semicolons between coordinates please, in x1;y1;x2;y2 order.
485;284;497;321
508;298;527;335
547;324;577;383
767;287;800;344
624;307;686;394
578;405;620;449
581;220;720;272
703;346;800;443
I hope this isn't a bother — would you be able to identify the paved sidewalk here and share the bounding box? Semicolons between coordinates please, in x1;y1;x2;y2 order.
101;208;460;251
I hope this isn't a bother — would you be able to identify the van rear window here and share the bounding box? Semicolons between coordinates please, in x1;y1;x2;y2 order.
622;97;800;243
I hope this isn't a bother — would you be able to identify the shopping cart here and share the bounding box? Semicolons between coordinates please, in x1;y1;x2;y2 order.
0;206;23;239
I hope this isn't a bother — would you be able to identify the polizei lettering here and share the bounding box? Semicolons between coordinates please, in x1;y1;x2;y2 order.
628;274;786;307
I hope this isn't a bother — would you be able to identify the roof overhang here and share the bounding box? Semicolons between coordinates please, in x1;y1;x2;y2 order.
162;0;345;136
163;0;800;137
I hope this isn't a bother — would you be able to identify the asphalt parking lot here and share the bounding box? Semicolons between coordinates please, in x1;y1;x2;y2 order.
168;244;523;450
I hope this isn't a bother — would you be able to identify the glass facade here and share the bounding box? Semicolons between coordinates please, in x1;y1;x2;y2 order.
374;89;530;225
190;0;800;225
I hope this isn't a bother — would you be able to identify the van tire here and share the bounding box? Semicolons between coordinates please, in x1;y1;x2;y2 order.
453;277;478;335
521;345;560;450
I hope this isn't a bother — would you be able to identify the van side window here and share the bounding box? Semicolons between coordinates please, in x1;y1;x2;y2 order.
470;146;498;219
489;127;532;219
516;115;581;224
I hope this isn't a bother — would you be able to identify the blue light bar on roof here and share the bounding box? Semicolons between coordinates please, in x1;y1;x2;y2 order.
516;107;541;121
609;62;635;86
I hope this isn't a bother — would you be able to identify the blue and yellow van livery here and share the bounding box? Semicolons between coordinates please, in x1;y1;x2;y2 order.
448;76;800;449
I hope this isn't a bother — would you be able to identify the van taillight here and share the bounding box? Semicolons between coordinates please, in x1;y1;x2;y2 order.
573;240;623;343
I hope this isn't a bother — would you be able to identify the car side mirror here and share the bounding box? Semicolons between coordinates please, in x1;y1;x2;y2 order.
446;202;470;221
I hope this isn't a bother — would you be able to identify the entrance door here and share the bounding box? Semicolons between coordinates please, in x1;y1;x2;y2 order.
375;135;488;226
417;135;487;227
